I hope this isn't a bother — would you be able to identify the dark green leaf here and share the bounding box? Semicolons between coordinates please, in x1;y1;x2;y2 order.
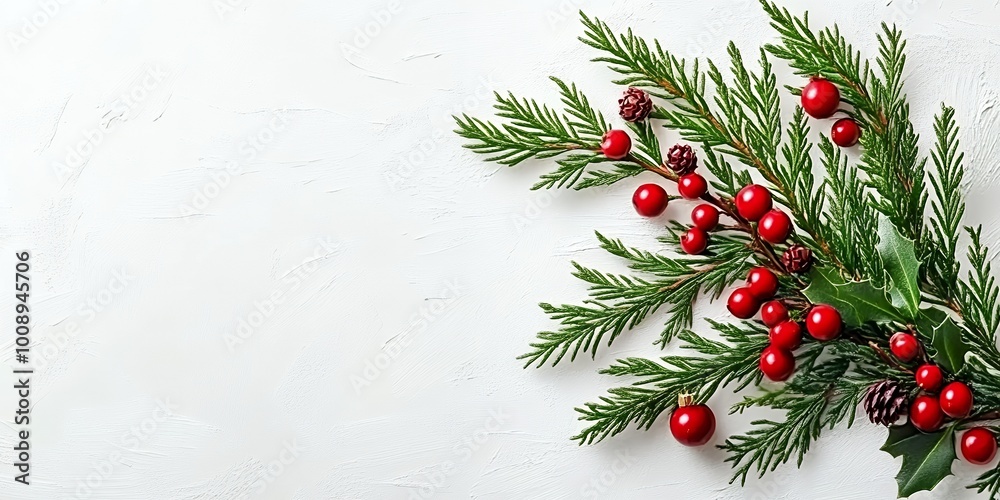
877;217;922;319
880;425;956;498
802;267;904;326
930;316;968;373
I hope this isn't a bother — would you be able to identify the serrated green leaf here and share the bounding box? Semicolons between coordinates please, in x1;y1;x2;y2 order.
880;425;956;498
930;316;968;373
877;217;922;319
802;267;904;326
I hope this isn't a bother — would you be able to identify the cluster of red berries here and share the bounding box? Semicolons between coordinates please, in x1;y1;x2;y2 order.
801;77;861;148
887;332;997;464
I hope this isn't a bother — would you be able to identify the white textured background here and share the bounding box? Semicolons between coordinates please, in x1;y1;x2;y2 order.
0;0;999;499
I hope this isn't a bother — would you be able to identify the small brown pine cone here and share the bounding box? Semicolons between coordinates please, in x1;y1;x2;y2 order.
618;87;653;122
782;244;812;274
667;144;698;175
863;380;909;426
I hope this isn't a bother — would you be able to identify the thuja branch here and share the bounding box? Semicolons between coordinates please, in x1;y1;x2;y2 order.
579;12;842;268
761;0;926;244
574;322;767;444
519;229;755;368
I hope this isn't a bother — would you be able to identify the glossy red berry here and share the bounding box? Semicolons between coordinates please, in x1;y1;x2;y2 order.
681;228;709;255
727;287;760;319
758;209;792;244
600;130;632;160
678;173;708;200
910;395;945;432
759;345;796;381
736;185;773;221
805;304;842;341
801;77;841;119
747;267;779;300
962;427;998;465
831;118;861;147
890;332;921;363
941;381;974;418
632;184;669;217
915;364;944;392
691;204;720;231
669;396;716;446
761;300;789;327
769;321;803;351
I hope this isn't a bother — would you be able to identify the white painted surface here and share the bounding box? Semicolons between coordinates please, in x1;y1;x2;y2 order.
0;0;998;499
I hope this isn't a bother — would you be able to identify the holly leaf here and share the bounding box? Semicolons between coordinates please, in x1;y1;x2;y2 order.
802;267;904;326
880;425;956;498
877;218;922;319
930;316;968;374
914;309;969;373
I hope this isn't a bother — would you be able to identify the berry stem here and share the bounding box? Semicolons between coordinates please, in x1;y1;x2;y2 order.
865;339;913;374
624;154;788;274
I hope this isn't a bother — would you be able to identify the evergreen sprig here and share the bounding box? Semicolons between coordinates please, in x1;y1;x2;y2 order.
454;78;644;190
519;228;754;368
455;3;1000;498
574;321;767;444
923;105;965;303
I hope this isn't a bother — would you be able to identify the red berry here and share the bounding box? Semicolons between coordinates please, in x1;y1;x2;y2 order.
801;77;841;119
890;332;921;363
962;427;998;465
758;209;792;244
736;185;773;221
600;130;632;160
910;395;945;432
759;346;795;381
831;118;861;147
632;184;669;217
940;381;974;418
915;364;944;392
769;321;803;351
669;397;716;446
680;228;709;255
747;267;779;300
805;304;842;341
727;287;760;319
678;173;708;200
691;204;719;231
761;300;789;327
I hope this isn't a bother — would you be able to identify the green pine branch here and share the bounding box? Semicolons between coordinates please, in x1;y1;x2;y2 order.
761;2;927;244
818;136;879;280
958;227;1000;354
580;11;841;270
923;105;966;305
519;228;754;368
970;453;1000;500
722;350;876;484
454;77;644;190
573;321;767;444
